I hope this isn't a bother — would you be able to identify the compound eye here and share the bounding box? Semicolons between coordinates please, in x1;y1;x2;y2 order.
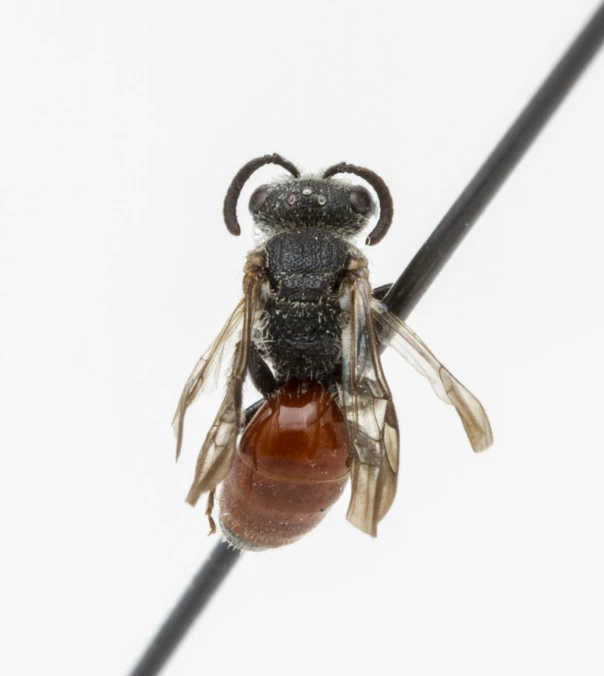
349;186;374;216
249;185;269;212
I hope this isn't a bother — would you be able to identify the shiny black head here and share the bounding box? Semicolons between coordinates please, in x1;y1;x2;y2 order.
223;154;393;245
248;177;376;240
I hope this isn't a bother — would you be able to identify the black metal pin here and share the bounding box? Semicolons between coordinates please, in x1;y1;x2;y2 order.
128;542;239;676
384;3;604;322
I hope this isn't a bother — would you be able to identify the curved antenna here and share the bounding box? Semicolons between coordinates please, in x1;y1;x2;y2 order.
323;163;394;245
223;154;300;236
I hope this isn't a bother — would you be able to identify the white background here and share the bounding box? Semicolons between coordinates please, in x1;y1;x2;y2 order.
2;1;604;675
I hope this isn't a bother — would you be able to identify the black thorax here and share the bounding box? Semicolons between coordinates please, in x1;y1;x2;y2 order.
257;230;350;382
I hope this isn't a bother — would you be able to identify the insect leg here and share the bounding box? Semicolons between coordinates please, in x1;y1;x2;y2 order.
205;489;216;535
243;399;264;426
372;283;392;301
248;343;278;397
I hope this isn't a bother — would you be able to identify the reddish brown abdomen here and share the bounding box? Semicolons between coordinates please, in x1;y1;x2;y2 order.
219;380;349;550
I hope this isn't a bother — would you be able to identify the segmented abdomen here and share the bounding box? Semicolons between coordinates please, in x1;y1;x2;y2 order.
219;381;350;550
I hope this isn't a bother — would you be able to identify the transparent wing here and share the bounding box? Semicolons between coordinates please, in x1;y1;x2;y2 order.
372;300;493;452
185;278;260;506
340;276;399;537
172;299;245;461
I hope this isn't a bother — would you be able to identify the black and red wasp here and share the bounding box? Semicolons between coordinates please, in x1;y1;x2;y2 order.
173;154;493;551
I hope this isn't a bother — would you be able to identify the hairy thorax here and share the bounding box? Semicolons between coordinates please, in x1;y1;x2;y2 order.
255;230;351;382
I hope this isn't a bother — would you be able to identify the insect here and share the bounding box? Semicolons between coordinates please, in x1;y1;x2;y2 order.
173;153;493;551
